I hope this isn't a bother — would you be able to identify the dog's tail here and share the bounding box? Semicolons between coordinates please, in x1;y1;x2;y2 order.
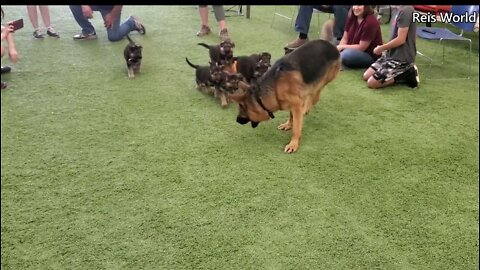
185;57;198;69
197;43;210;50
126;34;134;44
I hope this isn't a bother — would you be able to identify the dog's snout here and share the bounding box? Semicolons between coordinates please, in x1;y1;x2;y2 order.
236;116;249;125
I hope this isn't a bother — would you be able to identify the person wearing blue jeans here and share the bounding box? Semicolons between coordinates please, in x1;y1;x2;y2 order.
286;5;350;49
337;5;383;69
69;5;145;41
340;49;375;68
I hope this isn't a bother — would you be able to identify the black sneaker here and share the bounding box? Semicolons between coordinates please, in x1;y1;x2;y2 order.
46;27;60;38
33;29;44;39
1;66;11;74
405;64;420;88
132;16;146;35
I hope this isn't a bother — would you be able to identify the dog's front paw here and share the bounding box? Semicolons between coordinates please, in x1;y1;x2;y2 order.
278;122;292;131
284;141;299;153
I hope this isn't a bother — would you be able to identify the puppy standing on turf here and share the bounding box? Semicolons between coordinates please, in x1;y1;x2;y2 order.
228;40;341;153
185;57;223;94
233;52;272;83
124;35;143;79
197;40;235;67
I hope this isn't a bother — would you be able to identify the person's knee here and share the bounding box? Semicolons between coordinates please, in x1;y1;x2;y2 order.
363;72;370;81
107;33;123;42
367;77;382;89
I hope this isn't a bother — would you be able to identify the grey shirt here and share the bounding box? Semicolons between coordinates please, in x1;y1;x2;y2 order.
388;5;417;63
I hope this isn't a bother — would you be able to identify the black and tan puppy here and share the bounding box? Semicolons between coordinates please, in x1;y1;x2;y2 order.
185;57;222;94
124;35;143;79
228;40;341;153
222;73;245;93
198;40;235;66
233;52;272;83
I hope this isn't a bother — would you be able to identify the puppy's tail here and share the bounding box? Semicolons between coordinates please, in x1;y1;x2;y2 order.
197;43;210;50
126;34;134;44
185;57;198;69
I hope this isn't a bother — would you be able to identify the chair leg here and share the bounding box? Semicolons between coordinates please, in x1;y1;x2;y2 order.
290;6;299;31
467;39;472;79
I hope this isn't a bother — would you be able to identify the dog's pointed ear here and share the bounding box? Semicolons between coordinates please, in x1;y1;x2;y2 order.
228;90;246;103
231;42;235;48
228;81;249;102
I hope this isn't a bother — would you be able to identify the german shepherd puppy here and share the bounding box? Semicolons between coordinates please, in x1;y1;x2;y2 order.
228;40;341;153
124;35;143;79
185;57;223;94
233;52;272;83
198;40;235;66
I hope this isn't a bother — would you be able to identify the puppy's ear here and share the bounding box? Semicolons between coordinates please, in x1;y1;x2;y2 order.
228;90;246;103
231;42;235;48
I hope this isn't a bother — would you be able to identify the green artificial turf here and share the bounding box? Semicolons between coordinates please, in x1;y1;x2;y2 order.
1;5;479;270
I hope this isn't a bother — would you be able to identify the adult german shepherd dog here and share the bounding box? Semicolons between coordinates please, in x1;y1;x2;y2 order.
229;40;340;153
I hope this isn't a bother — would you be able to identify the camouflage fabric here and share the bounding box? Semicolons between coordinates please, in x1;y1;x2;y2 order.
371;55;413;83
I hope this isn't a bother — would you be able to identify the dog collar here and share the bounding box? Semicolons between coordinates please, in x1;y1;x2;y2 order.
254;94;275;119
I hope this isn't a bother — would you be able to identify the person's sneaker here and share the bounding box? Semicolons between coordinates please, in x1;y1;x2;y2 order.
1;66;11;74
46;27;60;38
131;16;146;34
219;28;230;41
73;32;97;40
196;25;211;37
285;37;308;49
33;29;44;39
405;64;420;88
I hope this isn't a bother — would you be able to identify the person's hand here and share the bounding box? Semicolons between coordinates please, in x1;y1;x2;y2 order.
104;13;114;29
81;5;93;19
3;23;14;34
337;44;345;52
373;45;383;55
1;24;13;41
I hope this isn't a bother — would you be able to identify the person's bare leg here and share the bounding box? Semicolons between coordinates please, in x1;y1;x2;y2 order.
367;77;395;89
38;6;50;28
197;5;211;36
199;6;209;26
27;6;40;31
213;6;229;41
38;5;58;36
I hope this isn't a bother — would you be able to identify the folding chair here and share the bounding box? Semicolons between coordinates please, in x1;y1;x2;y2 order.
224;5;243;17
270;6;299;30
416;5;479;79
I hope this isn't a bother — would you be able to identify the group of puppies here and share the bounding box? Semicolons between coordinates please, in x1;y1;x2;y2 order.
185;40;272;107
124;35;342;153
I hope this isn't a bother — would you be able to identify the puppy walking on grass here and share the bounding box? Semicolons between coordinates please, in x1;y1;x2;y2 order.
228;40;341;153
124;35;143;79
